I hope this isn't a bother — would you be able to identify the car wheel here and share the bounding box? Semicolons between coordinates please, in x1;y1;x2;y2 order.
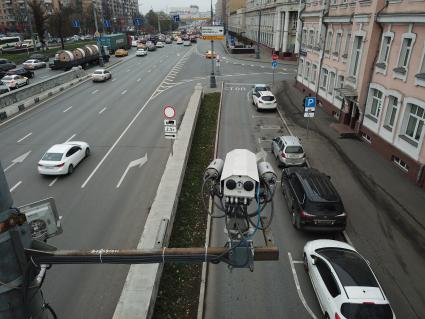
68;164;74;175
85;148;90;157
303;253;308;273
291;211;300;229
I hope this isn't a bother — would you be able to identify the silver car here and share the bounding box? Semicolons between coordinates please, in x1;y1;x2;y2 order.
91;69;111;82
271;135;306;167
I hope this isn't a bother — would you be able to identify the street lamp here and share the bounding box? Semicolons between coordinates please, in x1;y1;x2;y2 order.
256;6;262;59
92;1;104;67
210;0;216;88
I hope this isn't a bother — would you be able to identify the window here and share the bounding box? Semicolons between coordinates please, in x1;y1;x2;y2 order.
405;104;425;142
343;32;351;57
315;258;340;298
305;61;311;80
320;68;328;89
302;29;307;45
350;36;362;77
308;30;314;47
384;96;398;129
298;59;304;76
328;72;335;94
334;32;342;56
335;75;344;98
311;64;318;83
325;30;333;53
369;89;383;118
378;35;392;67
398;37;414;69
315;30;320;47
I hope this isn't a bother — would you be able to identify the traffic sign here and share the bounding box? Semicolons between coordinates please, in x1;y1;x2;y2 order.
272;54;278;61
304;97;316;108
304;110;315;118
164;126;177;133
164;133;177;139
272;61;278;69
173;15;180;22
202;35;225;40
71;20;80;28
104;19;111;28
134;18;143;26
164;119;176;125
201;26;224;37
163;105;176;119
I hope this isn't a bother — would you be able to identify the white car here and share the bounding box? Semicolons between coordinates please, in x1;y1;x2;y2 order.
252;90;277;111
183;40;191;46
91;69;111;82
252;83;271;96
1;75;29;89
38;142;90;175
304;240;396;319
156;41;164;48
136;48;147;56
22;59;46;69
131;40;138;47
176;38;183;45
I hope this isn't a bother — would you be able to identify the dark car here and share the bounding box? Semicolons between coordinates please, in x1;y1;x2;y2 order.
190;36;197;43
0;59;16;71
281;167;347;232
29;53;49;62
7;67;34;78
147;44;156;51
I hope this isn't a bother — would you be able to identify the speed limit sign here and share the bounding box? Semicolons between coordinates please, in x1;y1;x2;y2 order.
163;105;176;119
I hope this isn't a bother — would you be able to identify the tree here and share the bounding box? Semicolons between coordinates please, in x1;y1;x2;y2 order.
28;0;48;50
11;2;27;35
47;4;74;49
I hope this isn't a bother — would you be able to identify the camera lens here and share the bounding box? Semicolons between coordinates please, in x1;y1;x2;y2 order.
226;179;236;190
244;181;254;191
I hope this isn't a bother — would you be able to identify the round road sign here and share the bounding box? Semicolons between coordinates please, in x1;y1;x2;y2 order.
163;105;176;119
272;54;278;61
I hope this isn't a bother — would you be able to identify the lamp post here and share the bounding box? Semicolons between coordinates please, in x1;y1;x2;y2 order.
256;7;262;59
210;0;216;88
92;1;104;67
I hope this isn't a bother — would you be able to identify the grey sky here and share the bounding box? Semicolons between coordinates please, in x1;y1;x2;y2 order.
138;0;213;14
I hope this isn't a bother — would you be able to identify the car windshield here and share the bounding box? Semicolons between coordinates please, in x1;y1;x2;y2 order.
256;86;270;92
262;95;275;101
42;152;63;161
285;146;304;153
93;71;103;74
2;76;13;80
317;248;379;287
341;303;393;319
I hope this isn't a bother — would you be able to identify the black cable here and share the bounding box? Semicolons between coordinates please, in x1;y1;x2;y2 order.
201;177;226;218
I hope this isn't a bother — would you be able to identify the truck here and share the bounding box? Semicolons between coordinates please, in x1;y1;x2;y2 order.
49;44;110;71
99;33;131;54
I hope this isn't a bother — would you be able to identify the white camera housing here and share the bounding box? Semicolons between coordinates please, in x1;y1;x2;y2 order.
221;149;259;200
205;158;224;180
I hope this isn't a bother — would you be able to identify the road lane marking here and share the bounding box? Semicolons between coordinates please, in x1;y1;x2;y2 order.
10;181;22;192
112;78;116;82
121;89;127;95
99;107;107;114
40;75;48;78
4;151;32;172
65;134;76;142
250;64;255;67
148;69;152;72
288;252;318;319
261;66;265;68
63;106;73;113
126;69;130;72
17;132;32;143
342;231;354;247
260;125;281;130
137;78;141;82
116;154;148;188
91;89;99;94
49;178;58;187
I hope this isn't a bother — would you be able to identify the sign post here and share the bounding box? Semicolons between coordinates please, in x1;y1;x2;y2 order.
163;105;177;155
271;60;278;85
304;97;316;138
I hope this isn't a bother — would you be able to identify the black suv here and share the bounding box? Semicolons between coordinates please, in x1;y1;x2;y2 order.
281;167;346;232
7;67;34;78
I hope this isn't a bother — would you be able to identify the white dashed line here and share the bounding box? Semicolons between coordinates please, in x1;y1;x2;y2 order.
288;252;318;319
148;69;151;72
63;106;73;113
48;178;58;187
121;89;127;95
91;89;99;94
17;132;32;143
65;134;76;142
112;78;116;82
250;64;255;67
99;107;107;114
126;69;130;72
10;181;22;192
137;78;141;82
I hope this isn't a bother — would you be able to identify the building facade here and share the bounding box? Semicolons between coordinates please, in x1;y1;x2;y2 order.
296;0;425;187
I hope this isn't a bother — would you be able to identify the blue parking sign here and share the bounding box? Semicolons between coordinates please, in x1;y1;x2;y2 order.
304;97;316;108
271;61;278;69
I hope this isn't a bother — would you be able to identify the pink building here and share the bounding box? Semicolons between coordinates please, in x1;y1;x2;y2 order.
296;0;425;188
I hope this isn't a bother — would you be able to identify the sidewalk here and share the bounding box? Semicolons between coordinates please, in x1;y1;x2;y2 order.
275;79;425;229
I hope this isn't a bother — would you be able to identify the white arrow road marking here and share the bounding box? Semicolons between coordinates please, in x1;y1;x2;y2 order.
112;78;116;82
10;181;22;192
91;90;99;94
116;154;148;188
63;106;73;112
99;107;107;114
137;78;141;82
17;132;32;143
121;89;127;95
4;151;31;172
65;134;76;142
49;177;58;187
148;69;152;72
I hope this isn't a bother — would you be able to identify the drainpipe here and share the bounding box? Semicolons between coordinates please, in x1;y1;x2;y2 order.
296;1;306;77
417;164;425;187
314;1;330;100
357;0;389;133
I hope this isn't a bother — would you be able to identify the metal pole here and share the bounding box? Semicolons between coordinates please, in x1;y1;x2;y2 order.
158;13;161;33
272;66;275;85
93;1;104;67
210;0;216;88
23;0;36;51
0;164;48;319
256;8;262;59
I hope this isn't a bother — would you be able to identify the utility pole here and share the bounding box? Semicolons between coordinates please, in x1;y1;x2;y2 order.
256;7;262;59
157;13;161;33
0;163;48;319
23;0;36;51
93;1;104;67
210;0;216;88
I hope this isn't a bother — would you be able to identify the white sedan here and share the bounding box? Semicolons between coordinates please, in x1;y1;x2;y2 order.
1;75;29;89
252;90;277;111
304;240;396;319
22;59;46;69
136;48;147;57
156;41;164;48
91;69;111;82
38;142;90;175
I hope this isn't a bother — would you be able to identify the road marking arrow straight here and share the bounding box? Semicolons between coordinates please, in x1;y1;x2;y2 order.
4;151;31;172
116;154;148;188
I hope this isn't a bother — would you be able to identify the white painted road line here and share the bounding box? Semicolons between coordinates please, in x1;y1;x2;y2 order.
126;69;130;72
121;89;127;95
260;125;281;130
4;151;31;172
40;75;48;79
137;78;141;82
10;181;22;192
116;155;148;188
288;252;318;319
148;69;152;72
91;89;99;94
63;106;73;113
48;178;58;187
65;134;76;142
112;78;116;82
343;230;354;247
17;132;32;143
99;107;107;114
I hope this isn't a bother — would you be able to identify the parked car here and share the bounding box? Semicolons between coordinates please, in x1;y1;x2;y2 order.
29;53;49;62
303;240;396;319
183;40;191;46
114;49;128;57
91;69;111;82
252;90;277;111
0;59;16;71
147;44;156;51
271;136;306;167
176;38;183;45
0;83;10;95
7;67;34;79
251;83;271;96
38;142;90;175
165;38;172;44
156;41;164;48
281;167;347;231
1;75;29;89
136;48;147;57
131;40;138;47
205;50;216;59
22;59;47;69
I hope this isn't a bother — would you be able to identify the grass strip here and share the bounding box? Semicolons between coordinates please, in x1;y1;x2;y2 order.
153;92;220;319
1;41;96;65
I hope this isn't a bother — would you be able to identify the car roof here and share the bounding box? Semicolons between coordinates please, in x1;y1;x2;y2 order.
25;59;36;62
254;84;267;88
94;69;105;72
46;144;72;153
279;135;301;146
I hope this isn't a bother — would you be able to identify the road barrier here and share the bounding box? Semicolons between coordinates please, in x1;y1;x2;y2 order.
113;84;203;319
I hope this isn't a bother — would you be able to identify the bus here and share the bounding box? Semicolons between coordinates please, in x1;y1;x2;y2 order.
0;36;21;51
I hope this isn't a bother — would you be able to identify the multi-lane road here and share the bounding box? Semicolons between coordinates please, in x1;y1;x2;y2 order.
1;38;423;319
